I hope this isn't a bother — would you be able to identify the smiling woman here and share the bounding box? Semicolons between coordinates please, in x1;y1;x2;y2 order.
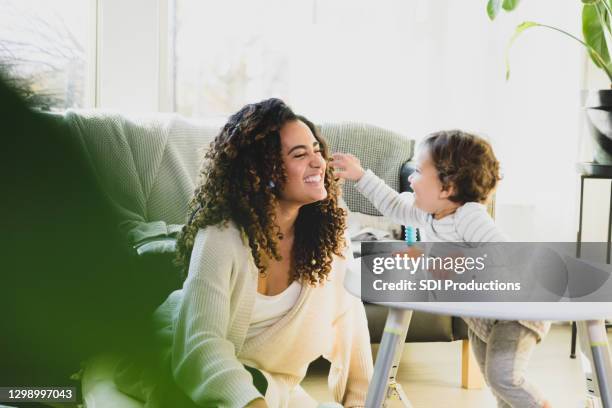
177;98;345;285
113;98;373;408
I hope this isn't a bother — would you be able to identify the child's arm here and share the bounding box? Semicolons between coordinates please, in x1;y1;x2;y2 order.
331;153;428;227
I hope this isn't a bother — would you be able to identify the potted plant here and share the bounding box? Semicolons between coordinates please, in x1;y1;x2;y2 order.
487;0;612;165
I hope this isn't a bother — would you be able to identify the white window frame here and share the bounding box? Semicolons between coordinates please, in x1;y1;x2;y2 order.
95;0;173;111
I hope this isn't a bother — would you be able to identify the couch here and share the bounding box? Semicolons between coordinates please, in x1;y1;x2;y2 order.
47;110;474;406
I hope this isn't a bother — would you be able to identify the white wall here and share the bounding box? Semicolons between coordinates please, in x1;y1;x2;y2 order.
289;0;584;242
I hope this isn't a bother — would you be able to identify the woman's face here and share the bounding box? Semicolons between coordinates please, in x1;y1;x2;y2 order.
278;120;327;206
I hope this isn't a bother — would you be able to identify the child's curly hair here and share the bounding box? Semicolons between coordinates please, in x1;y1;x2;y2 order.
423;130;501;204
176;98;346;285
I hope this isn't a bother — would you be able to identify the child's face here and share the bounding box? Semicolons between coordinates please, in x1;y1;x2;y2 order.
408;148;454;214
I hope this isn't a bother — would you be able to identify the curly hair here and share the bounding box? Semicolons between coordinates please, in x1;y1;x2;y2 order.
423;130;501;204
176;98;346;286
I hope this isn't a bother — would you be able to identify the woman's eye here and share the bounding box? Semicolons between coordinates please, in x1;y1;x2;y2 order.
293;149;322;159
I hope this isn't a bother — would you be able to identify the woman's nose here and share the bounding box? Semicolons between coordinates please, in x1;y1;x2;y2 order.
310;154;324;168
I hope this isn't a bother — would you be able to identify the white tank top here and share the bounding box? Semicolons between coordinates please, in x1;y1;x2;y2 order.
246;280;302;340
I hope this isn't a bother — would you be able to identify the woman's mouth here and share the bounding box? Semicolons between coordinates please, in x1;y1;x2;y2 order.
304;174;322;184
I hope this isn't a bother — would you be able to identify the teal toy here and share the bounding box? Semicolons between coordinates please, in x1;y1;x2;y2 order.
405;225;417;246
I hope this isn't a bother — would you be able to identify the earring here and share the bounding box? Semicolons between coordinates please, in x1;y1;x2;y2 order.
268;180;275;188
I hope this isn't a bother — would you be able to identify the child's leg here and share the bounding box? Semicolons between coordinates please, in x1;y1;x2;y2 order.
484;321;546;408
468;329;511;407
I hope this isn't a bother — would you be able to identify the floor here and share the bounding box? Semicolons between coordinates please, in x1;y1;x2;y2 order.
0;325;602;408
302;324;601;407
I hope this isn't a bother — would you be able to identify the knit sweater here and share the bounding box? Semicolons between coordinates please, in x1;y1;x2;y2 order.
149;221;373;407
354;169;550;342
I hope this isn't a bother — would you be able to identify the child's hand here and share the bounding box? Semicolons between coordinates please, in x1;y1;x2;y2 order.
331;153;365;181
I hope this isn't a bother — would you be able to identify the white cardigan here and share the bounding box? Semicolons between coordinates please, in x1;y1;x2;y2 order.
151;221;373;407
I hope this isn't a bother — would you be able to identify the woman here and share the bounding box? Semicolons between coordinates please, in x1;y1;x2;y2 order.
116;98;373;407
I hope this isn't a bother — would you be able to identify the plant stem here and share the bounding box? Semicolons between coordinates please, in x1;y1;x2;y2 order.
536;23;612;81
508;21;612;83
536;23;589;47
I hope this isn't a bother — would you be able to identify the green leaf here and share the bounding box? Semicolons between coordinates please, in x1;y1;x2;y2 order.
487;0;503;20
582;0;601;4
502;0;521;11
583;3;611;69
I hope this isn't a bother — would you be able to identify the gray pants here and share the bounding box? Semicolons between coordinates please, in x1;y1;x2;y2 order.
469;321;545;408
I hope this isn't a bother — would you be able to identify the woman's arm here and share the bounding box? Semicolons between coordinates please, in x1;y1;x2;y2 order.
326;296;374;408
172;227;263;407
324;239;374;407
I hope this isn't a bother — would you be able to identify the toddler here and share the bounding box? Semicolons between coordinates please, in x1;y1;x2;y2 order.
332;130;551;408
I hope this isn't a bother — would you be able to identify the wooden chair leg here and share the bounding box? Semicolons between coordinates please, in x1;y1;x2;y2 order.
461;338;484;389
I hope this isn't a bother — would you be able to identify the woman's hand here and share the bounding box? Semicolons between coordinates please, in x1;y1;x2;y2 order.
245;397;268;408
331;153;365;181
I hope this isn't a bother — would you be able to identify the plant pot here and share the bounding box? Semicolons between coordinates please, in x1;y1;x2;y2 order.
584;90;612;165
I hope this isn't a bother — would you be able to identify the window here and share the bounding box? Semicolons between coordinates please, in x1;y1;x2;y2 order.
0;0;94;110
172;0;313;118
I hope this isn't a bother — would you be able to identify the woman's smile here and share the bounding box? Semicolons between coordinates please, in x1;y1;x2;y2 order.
303;172;323;185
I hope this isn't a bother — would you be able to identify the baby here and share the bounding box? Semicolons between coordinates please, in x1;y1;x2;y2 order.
332;130;551;408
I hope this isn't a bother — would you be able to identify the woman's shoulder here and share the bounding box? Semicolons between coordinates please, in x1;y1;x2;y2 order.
194;220;246;246
189;221;252;265
186;220;255;280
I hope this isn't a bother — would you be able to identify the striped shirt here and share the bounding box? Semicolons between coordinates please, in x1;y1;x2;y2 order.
354;169;550;342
